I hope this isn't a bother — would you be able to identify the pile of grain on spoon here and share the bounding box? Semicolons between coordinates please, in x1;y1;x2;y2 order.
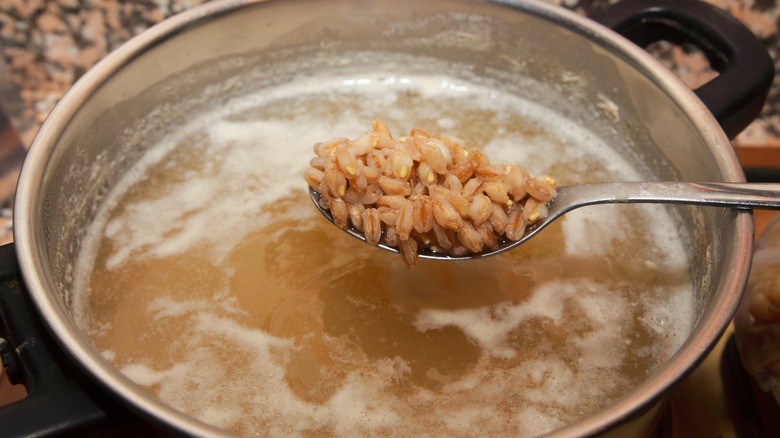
304;120;557;268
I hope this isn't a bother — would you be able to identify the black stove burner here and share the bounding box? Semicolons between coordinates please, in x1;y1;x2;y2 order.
744;167;780;184
721;334;780;438
0;244;175;437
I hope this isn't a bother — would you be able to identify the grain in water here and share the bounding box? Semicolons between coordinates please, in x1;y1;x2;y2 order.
72;69;694;437
305;120;558;267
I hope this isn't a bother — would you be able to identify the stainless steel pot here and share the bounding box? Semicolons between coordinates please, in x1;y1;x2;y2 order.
1;0;774;436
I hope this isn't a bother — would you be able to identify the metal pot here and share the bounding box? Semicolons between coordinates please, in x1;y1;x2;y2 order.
0;0;774;436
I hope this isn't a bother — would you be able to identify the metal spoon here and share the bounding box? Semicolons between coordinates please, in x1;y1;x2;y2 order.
309;181;780;260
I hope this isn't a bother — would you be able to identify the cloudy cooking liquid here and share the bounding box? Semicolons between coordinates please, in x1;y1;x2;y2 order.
72;72;693;437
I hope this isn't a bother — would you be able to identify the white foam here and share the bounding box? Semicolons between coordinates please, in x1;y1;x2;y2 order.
120;362;168;386
414;279;631;364
117;300;619;437
100;350;116;361
560;205;630;257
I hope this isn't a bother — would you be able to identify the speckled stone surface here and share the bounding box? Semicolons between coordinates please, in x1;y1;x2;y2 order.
0;0;211;147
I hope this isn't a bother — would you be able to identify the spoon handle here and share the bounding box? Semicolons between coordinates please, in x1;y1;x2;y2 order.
558;182;780;212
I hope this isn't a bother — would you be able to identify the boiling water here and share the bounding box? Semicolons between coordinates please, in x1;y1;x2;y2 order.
72;72;693;437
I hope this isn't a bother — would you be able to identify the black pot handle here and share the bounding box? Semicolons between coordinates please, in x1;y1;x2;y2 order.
588;0;775;139
0;243;139;437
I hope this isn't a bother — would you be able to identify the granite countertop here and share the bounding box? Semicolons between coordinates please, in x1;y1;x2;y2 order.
0;0;779;245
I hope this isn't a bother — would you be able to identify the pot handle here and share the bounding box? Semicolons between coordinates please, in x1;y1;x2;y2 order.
0;243;136;436
588;0;775;139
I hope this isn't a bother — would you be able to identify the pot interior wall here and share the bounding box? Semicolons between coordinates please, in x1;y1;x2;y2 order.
25;0;745;434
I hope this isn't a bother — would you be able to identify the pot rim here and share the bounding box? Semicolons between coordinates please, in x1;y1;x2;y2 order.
12;0;752;436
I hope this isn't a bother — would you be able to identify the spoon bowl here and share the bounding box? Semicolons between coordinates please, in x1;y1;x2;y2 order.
310;181;780;260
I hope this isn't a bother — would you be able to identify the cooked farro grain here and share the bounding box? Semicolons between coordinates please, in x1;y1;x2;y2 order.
305;121;557;268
